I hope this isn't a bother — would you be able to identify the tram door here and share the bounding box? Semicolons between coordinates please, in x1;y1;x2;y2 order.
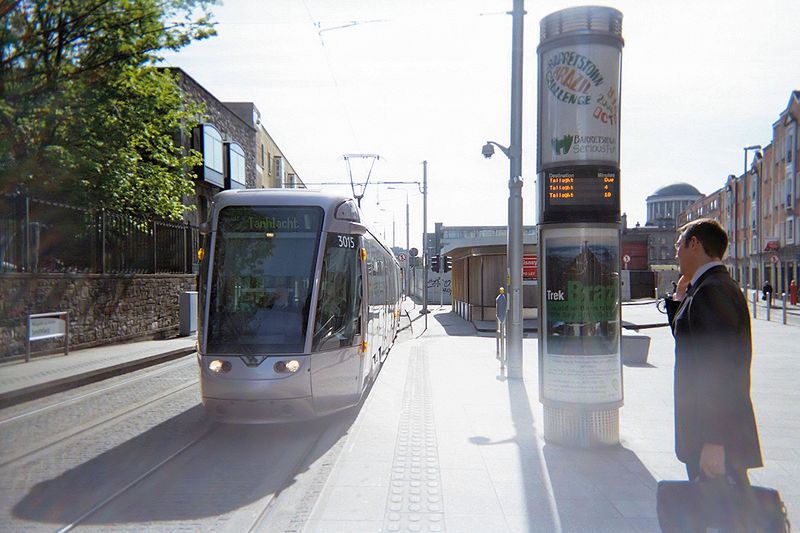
311;232;364;408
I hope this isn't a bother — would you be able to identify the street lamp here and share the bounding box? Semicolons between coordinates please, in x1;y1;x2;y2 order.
376;207;395;248
388;186;412;298
481;0;524;379
741;145;761;284
387;187;410;255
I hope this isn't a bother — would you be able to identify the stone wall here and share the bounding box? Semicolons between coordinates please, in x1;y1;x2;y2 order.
0;273;196;359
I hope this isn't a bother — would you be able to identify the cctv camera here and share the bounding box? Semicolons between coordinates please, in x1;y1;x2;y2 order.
482;143;494;158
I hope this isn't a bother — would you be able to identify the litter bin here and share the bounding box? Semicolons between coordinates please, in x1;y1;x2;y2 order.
179;291;197;336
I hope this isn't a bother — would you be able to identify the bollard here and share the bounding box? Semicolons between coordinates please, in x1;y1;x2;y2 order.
767;296;771;321
496;318;506;370
752;290;758;319
783;293;788;325
496;318;501;358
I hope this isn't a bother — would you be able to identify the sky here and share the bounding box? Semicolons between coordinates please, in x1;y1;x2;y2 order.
160;0;800;251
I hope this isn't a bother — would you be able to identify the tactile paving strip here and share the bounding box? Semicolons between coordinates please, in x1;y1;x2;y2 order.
383;347;445;532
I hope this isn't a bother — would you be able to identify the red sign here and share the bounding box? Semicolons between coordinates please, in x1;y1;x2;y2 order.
523;254;538;280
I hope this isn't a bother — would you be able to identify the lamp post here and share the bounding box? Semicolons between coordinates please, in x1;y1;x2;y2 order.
422;160;429;318
388;186;411;298
743;144;761;286
480;0;524;379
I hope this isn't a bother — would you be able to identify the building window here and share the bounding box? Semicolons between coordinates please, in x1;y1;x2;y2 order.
273;155;283;188
192;123;224;187
226;142;246;189
788;217;795;245
203;124;223;174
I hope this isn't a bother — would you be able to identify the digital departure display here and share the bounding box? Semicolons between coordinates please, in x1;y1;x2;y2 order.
546;167;618;206
542;166;619;223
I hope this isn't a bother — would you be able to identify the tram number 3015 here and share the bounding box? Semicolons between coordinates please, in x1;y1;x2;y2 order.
336;234;356;248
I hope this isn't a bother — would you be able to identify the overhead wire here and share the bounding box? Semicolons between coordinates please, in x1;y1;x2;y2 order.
300;0;363;150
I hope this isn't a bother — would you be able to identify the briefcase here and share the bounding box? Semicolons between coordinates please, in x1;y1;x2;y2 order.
657;477;789;532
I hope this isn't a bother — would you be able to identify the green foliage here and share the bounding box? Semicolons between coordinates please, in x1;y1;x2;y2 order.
0;0;218;220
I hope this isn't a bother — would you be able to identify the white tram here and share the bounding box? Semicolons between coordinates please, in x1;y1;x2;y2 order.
197;189;402;422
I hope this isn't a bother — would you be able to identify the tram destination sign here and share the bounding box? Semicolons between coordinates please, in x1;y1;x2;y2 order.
543;166;619;222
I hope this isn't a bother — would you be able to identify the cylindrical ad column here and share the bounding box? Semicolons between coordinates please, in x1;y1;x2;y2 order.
536;6;624;447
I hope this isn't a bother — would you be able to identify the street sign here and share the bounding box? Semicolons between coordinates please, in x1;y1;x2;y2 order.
409;248;418;257
771;254;779;264
398;253;407;262
623;254;630;263
523;254;538;280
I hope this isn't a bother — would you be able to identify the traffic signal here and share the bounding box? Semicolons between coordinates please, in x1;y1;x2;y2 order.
443;256;452;273
430;254;440;272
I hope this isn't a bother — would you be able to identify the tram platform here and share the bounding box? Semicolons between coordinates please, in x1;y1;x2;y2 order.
301;300;800;532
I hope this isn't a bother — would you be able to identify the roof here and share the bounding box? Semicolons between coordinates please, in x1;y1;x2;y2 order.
649;182;702;198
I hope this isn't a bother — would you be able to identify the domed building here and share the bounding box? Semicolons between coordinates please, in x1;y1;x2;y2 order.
645;183;703;228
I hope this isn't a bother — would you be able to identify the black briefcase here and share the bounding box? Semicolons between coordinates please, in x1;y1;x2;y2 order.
656;477;789;532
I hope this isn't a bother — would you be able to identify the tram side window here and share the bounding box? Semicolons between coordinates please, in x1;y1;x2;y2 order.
313;233;362;351
366;237;385;306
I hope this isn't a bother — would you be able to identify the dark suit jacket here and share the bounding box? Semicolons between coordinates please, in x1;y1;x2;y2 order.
665;265;762;470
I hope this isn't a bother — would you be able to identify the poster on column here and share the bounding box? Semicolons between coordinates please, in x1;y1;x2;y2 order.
541;226;621;404
540;43;621;168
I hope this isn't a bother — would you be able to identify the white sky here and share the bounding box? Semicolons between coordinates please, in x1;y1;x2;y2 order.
161;0;800;250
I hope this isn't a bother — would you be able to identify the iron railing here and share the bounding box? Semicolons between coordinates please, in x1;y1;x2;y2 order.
1;192;198;274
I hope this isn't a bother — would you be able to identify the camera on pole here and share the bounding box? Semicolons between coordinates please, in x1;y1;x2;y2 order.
430;254;440;273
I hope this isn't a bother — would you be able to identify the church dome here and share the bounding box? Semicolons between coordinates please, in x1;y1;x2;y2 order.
651;183;702;197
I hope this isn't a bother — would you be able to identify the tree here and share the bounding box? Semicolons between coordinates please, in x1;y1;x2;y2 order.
0;0;217;220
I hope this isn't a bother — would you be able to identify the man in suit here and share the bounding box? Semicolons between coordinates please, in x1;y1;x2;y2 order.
665;218;762;483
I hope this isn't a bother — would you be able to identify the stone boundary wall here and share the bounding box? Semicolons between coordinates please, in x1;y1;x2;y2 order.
0;273;196;359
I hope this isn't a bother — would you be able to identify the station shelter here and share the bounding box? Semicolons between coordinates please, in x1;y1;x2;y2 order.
443;235;540;324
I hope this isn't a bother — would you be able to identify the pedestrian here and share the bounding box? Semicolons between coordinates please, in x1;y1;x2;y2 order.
762;281;773;307
790;279;797;306
665;218;762;485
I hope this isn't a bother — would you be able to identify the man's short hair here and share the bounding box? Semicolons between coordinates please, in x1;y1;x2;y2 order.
679;218;728;259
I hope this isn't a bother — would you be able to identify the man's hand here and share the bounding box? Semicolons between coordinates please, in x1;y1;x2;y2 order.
673;275;691;301
699;443;726;477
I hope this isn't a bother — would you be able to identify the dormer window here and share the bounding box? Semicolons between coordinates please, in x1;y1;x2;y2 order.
225;141;246;189
193;123;224;187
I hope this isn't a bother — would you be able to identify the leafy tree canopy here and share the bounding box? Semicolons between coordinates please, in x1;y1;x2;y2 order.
0;0;218;220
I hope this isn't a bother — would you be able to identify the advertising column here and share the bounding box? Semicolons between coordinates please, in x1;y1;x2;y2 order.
537;6;624;447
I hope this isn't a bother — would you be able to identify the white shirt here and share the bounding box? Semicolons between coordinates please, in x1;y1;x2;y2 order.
691;260;725;286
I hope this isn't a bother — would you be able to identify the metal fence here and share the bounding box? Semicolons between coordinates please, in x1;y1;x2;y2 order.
1;192;198;274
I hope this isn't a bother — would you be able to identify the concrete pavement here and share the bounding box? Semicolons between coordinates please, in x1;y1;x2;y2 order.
1;298;798;532
303;299;799;532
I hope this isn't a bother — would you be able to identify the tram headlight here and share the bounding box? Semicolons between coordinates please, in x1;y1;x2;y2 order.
274;359;301;373
209;360;232;373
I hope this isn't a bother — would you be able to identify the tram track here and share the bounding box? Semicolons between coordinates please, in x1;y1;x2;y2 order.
53;423;221;533
0;379;198;470
0;357;196;425
243;408;355;533
32;414;351;533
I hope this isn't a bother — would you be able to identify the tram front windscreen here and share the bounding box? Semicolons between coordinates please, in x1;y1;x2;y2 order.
206;205;324;355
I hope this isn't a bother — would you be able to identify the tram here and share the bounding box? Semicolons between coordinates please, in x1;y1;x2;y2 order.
196;189;402;422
